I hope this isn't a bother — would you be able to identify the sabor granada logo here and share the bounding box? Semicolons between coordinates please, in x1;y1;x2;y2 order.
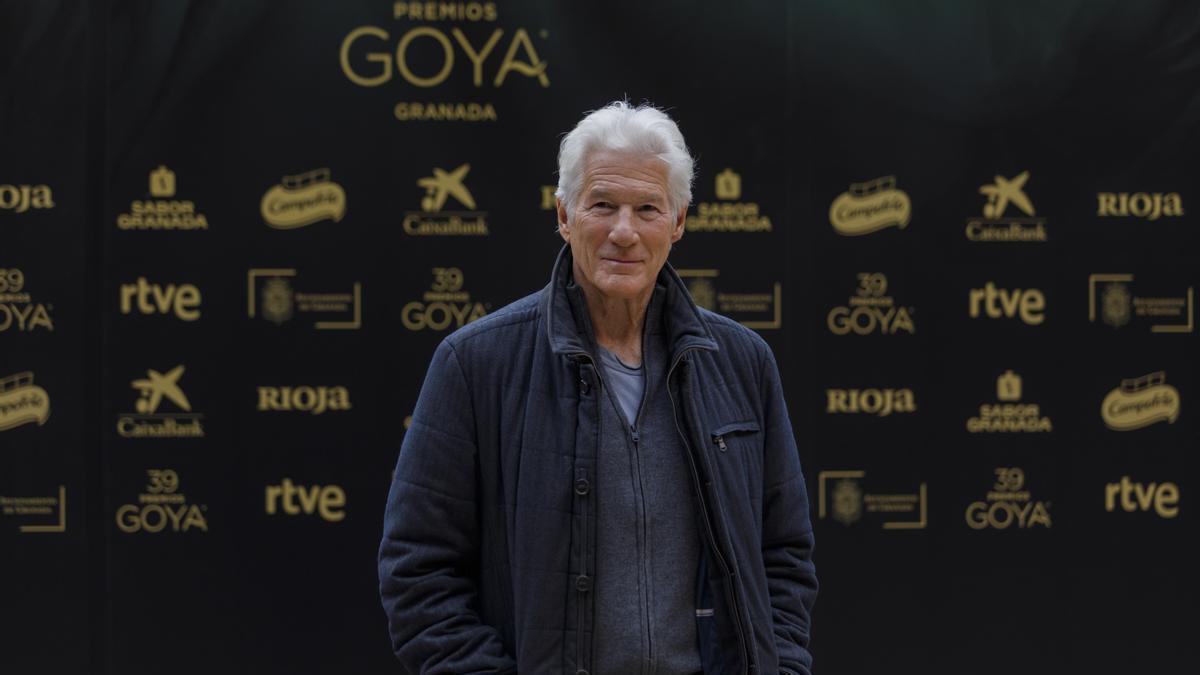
1101;371;1180;431
339;2;550;122
115;469;207;534
0;372;50;431
687;168;772;233
966;170;1047;242
966;370;1052;433
116;365;204;438
0;267;54;333
115;166;210;231
829;176;910;236
0;183;54;213
261;168;347;229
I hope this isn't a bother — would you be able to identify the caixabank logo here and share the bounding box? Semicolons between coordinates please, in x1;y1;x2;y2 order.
965;467;1051;530
826;273;915;335
340;1;550;122
248;268;362;330
0;182;54;214
403;164;489;235
402;267;489;331
687;168;772;233
1101;371;1180;431
115;166;209;231
966;370;1052;433
115;469;207;534
0;267;54;333
116;365;204;439
0;371;50;431
1088;274;1193;333
677;268;781;330
260;168;347;230
965;170;1047;242
817;470;927;530
828;175;911;236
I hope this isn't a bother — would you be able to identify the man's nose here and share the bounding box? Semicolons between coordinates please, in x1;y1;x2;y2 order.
609;206;638;245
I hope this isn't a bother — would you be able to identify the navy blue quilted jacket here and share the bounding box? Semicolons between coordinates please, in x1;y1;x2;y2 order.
379;247;817;674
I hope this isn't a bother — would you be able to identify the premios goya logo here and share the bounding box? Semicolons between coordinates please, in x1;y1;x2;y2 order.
115;469;207;534
118;277;201;321
0;267;54;332
966;170;1047;242
265;478;346;522
829;176;911;236
687;168;772;233
825;388;916;417
340;2;550;122
1097;192;1183;221
827;273;915;335
965;467;1051;530
261;168;347;229
0;372;50;431
1101;371;1180;431
817;470;927;530
116;365;204;439
115;166;209;231
403;267;489;330
966;370;1052;433
968;282;1045;325
403;163;489;235
1089;274;1194;333
0;183;54;213
257;386;351;415
248;268;362;330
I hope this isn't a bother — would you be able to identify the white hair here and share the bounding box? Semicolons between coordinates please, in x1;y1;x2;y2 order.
555;100;695;218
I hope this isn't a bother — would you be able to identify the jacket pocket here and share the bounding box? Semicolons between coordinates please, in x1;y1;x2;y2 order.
710;420;760;452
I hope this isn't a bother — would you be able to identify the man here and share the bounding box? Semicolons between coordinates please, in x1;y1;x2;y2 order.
379;101;817;674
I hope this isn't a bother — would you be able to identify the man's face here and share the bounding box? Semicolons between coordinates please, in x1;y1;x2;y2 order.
557;149;686;303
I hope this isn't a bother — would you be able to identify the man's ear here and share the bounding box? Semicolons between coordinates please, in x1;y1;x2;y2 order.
557;198;571;242
671;205;687;243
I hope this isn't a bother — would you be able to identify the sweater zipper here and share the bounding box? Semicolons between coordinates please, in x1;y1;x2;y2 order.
571;353;597;674
665;348;753;673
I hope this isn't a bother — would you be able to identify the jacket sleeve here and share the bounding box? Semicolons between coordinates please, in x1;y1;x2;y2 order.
758;345;818;675
378;339;517;674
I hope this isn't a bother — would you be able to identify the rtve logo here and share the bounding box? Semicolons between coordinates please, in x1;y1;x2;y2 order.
1105;476;1179;518
119;277;201;321
968;282;1045;325
265;478;345;522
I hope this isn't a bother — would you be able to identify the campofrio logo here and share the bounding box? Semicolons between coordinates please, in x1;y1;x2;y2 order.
829;176;910;236
261;168;347;229
0;371;50;431
115;469;207;534
1101;371;1180;431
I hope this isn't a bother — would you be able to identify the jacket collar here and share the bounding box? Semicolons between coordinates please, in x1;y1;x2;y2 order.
542;244;718;359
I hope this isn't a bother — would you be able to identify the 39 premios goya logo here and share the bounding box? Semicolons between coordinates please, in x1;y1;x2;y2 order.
403;163;489;235
827;273;914;335
817;470;927;530
116;365;204;439
965;467;1051;530
261;168;347;229
115;469;207;534
1089;274;1194;333
0;267;54;333
687;168;772;233
829;175;911;236
340;2;550;122
1101;371;1180;431
678;268;781;330
966;170;1047;242
0;371;50;432
248;268;362;330
115;166;209;231
966;370;1052;433
403;267;489;331
0;183;54;214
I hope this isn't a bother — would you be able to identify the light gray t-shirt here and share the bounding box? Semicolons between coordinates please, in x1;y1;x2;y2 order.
597;346;645;426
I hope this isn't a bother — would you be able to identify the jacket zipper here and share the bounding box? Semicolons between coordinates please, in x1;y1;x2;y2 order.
665;348;753;673
571;353;596;674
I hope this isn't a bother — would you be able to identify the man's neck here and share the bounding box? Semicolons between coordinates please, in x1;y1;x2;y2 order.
577;278;651;368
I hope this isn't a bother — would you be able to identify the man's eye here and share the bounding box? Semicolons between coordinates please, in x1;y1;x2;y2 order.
639;204;660;212
592;202;613;210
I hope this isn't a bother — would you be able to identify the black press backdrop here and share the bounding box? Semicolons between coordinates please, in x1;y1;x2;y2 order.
2;1;1197;673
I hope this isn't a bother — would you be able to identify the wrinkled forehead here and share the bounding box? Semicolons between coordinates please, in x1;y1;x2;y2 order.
578;149;671;202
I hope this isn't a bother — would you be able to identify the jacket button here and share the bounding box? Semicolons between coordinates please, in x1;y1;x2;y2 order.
575;574;591;592
580;378;591;394
574;478;590;495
